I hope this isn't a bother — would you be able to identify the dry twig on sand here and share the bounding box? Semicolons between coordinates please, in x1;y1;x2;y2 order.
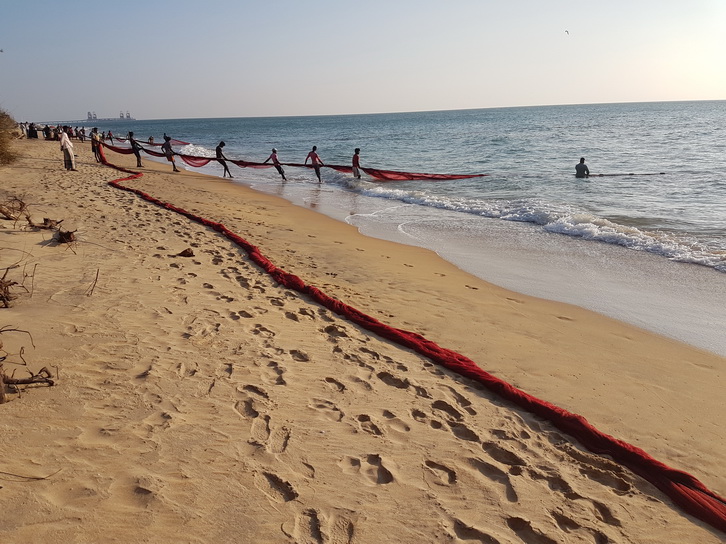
0;267;19;308
0;327;51;404
0;365;55;403
85;268;100;297
0;195;64;230
0;468;63;482
0;197;30;226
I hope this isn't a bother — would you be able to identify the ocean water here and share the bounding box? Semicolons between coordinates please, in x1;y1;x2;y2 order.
92;101;726;356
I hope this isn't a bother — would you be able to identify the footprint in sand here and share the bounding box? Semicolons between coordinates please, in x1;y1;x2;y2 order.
358;346;380;360
290;509;324;544
591;500;623;526
467;457;518;503
339;454;394;485
381;410;410;433
250;414;272;444
431;399;464;421
252;324;276;337
506;517;557;544
309;398;344;422
324;377;346;392
268;426;291;454
579;467;632;494
355;414;383;436
526;467;574;497
254;471;298;503
424;460;457;486
283;508;357;544
482;441;526;466
297;307;317;320
451;519;500;544
233;384;270;420
323;324;349;340
447;421;480;442
285;311;300;322
376;371;409;390
440;385;478;416
290;349;310;362
264;361;286;385
317;309;335;322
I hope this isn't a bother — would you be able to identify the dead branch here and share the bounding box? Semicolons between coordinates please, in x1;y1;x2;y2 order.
0;197;29;222
0;326;35;348
0;197;32;230
0;468;63;482
0;364;54;404
3;366;54;386
85;268;100;297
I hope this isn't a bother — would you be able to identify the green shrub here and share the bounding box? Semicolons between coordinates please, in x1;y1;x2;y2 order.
0;109;18;165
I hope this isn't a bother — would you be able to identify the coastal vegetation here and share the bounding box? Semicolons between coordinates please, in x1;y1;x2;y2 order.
0;108;18;165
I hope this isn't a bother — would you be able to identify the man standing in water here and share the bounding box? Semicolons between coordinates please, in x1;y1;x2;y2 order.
352;148;362;179
575;157;590;178
305;145;324;182
216;141;233;178
264;148;287;180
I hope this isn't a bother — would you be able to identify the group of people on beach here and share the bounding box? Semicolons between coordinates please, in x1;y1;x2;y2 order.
18;122;89;142
210;141;362;183
26;121;590;180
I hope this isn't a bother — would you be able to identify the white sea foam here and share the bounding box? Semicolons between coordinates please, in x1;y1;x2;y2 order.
347;184;726;271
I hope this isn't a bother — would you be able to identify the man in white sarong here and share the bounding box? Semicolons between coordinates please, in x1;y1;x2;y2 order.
59;127;76;171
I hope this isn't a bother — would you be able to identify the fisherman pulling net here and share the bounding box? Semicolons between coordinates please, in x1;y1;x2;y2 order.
100;140;487;181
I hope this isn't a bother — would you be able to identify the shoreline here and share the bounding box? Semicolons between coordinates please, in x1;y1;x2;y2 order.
137;135;726;358
220;163;726;358
1;139;724;541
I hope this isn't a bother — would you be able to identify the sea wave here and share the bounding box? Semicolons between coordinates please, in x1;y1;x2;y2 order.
351;183;726;272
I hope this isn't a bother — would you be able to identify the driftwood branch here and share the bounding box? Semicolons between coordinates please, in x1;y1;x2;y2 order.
3;365;54;386
0;365;54;404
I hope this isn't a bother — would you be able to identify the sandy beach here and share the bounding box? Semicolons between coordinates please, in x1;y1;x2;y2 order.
1;138;724;543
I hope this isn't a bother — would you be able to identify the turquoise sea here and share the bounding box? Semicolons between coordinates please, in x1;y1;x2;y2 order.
87;101;726;356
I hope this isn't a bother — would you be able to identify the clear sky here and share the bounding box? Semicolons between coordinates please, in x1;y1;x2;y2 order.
1;0;724;121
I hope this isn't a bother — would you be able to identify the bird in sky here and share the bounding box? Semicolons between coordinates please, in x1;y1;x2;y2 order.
565;30;569;35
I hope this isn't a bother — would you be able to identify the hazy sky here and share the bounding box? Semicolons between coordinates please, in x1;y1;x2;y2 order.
1;0;724;121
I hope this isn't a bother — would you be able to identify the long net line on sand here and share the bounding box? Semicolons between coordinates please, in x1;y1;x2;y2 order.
97;144;726;534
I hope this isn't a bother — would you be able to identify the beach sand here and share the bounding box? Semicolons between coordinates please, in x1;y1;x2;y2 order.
1;139;723;543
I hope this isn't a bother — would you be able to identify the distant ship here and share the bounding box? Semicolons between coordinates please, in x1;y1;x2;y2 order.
86;111;136;121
